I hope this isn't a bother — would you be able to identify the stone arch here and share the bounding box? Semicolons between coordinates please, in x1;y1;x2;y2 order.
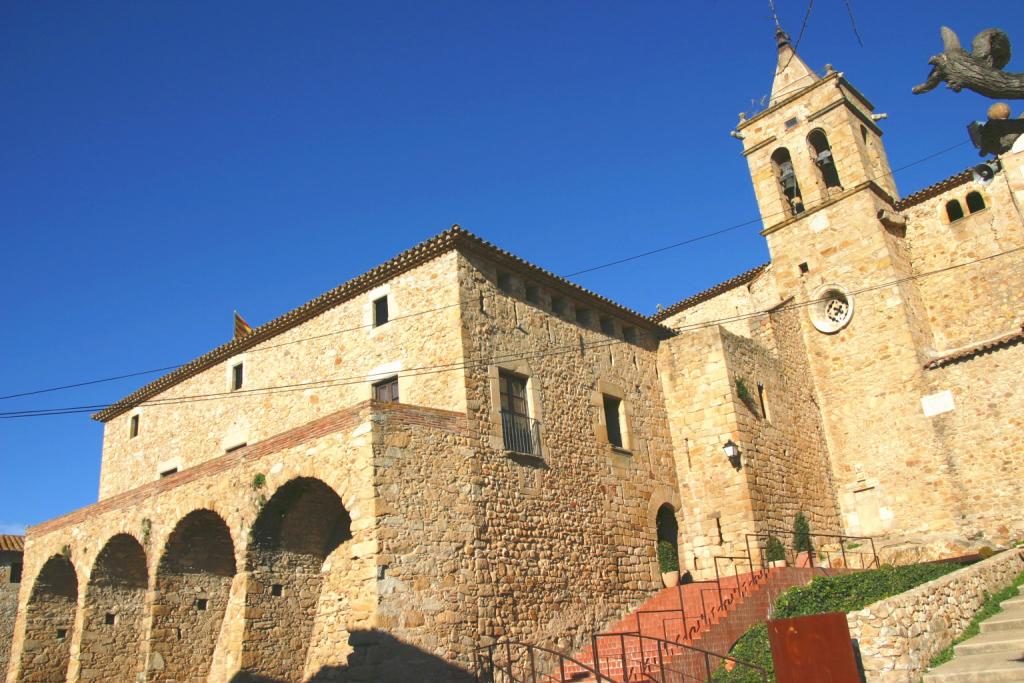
16;554;78;683
237;477;352;682
148;509;236;682
647;487;683;585
79;534;148;682
807;128;842;194
771;147;804;216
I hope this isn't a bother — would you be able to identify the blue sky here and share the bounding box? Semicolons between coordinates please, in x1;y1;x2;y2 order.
3;1;1023;530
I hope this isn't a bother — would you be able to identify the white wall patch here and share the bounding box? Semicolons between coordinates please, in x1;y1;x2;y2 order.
921;390;955;417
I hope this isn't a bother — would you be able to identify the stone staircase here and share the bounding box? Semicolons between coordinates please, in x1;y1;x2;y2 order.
924;593;1024;683
556;566;834;682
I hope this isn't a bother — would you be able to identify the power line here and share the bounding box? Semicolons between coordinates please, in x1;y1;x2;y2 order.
4;241;1020;419
0;138;973;404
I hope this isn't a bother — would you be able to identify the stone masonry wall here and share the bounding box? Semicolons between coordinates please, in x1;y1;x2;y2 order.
457;251;680;655
7;404;381;683
718;306;842;545
847;548;1024;683
901;150;1024;352
98;251;466;500
1;552;22;681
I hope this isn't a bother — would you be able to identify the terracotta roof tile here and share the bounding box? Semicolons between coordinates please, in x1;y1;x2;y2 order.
0;535;24;552
94;226;674;422
650;263;770;323
895;168;973;211
924;324;1024;369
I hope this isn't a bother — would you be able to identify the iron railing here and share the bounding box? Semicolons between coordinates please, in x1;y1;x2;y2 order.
588;632;769;683
475;641;617;683
745;531;879;571
501;411;542;456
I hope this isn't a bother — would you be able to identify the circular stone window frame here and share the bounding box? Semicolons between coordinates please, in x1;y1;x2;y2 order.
809;283;855;334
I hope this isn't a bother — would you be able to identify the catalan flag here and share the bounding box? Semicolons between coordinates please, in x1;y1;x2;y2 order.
234;311;253;339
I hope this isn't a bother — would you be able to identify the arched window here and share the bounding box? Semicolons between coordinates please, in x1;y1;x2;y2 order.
946;199;965;222
966;191;986;213
771;148;804;215
808;129;842;193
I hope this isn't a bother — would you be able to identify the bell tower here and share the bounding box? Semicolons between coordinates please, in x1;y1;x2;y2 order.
731;30;964;542
738;28;897;233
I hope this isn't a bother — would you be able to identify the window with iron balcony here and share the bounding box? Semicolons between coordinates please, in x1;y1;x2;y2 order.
499;370;541;456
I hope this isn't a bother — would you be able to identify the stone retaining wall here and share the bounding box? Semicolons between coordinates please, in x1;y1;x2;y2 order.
846;548;1024;683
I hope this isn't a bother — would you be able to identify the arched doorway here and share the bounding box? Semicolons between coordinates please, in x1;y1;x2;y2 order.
79;534;148;682
656;504;681;581
238;477;351;682
148;509;236;682
17;554;77;683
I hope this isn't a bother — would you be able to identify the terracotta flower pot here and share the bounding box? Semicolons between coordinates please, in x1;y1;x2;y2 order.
662;570;680;587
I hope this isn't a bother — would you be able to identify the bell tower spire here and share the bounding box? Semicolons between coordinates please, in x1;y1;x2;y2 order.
770;27;819;106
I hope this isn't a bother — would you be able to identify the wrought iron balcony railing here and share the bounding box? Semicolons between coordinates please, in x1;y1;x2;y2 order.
500;411;542;457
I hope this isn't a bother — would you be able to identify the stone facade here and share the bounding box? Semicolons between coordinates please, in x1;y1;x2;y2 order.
8;30;1024;683
1;539;24;682
846;548;1024;683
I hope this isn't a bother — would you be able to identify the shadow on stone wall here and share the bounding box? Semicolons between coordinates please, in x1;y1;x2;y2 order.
229;629;476;683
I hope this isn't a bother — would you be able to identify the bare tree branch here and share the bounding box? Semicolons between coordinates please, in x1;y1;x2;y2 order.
913;27;1024;99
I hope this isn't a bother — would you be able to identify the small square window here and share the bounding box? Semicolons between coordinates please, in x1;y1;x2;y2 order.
551;297;568;317
799;262;810;274
497;272;513;293
130;414;140;439
785;117;799;129
10;562;22;584
525;284;541;305
622;326;637;344
159;467;178;478
56;629;67;640
104;613;116;626
603;395;624;449
575;307;592;327
373;296;389;327
373;376;399;403
195;598;208;611
231;363;244;391
600;317;616;336
271;584;283;597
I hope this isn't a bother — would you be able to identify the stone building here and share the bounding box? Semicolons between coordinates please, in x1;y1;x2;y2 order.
0;536;24;680
6;29;1023;683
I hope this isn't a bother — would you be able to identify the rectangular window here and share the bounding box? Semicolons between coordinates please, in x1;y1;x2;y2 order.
499;371;537;455
232;363;244;391
104;613;116;625
757;382;771;421
600;317;616;336
575;307;592;327
551;296;568;317
129;414;139;438
603;395;624;448
373;376;400;403
373;296;389;327
622;326;637;344
271;583;283;597
497;272;513;293
10;562;22;584
195;598;208;611
525;284;541;305
159;467;178;478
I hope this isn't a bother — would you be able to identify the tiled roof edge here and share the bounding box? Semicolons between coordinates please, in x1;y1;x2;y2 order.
650;263;770;323
0;535;25;552
94;226;674;423
896;168;973;210
924;324;1024;370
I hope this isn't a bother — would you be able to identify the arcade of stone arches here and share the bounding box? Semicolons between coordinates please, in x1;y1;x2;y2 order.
13;477;352;683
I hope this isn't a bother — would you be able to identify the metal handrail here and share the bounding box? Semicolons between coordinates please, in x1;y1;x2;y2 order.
500;410;542;457
590;631;770;682
745;531;879;571
475;641;618;683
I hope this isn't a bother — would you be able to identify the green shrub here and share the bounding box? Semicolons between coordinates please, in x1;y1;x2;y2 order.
792;513;812;555
714;562;962;682
658;539;680;573
765;536;786;563
735;377;753;404
978;546;995;559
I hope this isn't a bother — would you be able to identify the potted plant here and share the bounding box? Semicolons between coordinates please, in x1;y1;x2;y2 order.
793;513;814;568
658;539;680;587
765;535;787;568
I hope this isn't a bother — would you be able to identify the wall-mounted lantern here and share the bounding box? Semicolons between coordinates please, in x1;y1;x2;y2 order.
723;439;742;470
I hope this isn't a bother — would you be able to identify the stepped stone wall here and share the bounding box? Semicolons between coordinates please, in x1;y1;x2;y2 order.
847;548;1024;683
